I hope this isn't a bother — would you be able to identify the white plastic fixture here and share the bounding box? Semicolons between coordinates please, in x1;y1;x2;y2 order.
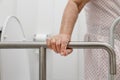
0;16;30;80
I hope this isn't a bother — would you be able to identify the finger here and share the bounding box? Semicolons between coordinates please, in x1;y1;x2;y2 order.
56;39;61;53
62;48;73;56
51;38;58;53
60;41;68;55
65;48;73;56
46;38;52;49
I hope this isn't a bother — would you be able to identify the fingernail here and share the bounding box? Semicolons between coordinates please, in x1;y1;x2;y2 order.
61;53;64;56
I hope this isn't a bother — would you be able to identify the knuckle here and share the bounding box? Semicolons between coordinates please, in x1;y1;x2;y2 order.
51;42;55;45
56;41;60;46
61;43;66;47
62;40;68;45
51;40;56;45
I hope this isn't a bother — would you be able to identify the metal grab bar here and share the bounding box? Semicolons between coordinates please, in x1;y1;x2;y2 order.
110;17;120;47
0;41;116;80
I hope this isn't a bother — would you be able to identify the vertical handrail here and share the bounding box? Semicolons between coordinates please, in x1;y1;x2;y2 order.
40;47;46;80
109;17;120;80
110;17;120;47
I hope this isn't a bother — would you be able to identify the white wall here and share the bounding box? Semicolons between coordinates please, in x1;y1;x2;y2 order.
0;0;17;28
0;0;87;80
16;0;54;80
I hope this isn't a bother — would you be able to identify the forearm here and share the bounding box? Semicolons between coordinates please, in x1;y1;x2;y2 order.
59;0;89;37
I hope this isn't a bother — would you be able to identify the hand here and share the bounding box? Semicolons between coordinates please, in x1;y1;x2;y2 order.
46;34;73;56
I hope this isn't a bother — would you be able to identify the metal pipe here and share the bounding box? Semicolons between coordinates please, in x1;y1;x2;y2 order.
0;41;116;79
109;16;120;80
40;47;46;80
110;17;120;47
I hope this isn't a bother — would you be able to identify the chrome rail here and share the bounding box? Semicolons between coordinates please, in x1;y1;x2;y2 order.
109;17;120;80
0;41;116;80
110;17;120;47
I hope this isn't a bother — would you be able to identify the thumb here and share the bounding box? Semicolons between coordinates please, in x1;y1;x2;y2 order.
66;47;73;56
61;47;73;56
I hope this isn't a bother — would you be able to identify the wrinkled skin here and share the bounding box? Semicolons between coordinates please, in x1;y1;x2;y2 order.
47;34;72;56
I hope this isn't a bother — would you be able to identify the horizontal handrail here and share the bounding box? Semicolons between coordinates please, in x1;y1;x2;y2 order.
0;41;116;80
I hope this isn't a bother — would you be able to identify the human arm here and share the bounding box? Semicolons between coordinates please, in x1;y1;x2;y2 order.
60;0;89;35
47;0;89;56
